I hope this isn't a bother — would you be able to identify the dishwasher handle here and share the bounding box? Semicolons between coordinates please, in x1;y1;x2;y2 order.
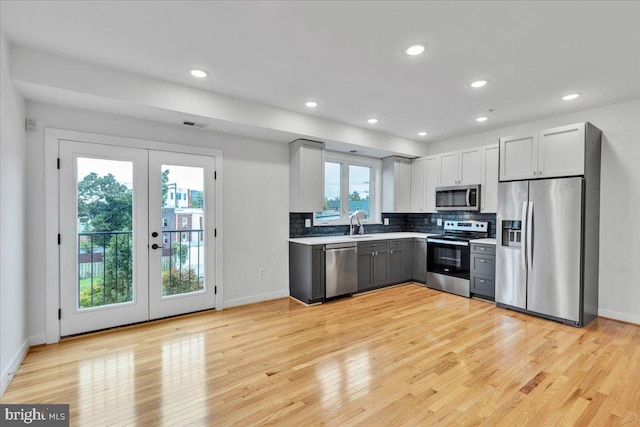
325;242;358;250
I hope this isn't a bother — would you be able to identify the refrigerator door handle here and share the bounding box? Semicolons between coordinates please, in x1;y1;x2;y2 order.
527;201;534;271
521;201;528;270
466;189;471;206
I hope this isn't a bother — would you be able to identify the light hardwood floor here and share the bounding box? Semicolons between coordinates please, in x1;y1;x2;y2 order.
2;284;639;426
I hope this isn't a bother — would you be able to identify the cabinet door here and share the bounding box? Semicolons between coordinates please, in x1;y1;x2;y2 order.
459;148;482;185
290;140;324;212
413;239;427;283
410;158;425;212
438;151;459;186
499;134;537;181
357;252;374;291
481;144;499;213
538;123;585;178
398;158;412;212
373;250;389;287
403;239;414;281
388;249;404;283
311;247;325;300
424;156;438;213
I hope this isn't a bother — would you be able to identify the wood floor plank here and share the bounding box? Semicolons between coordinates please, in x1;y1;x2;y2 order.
2;284;639;426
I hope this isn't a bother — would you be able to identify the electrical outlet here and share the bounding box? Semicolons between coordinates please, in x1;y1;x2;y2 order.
304;218;311;228
384;218;390;225
437;218;442;226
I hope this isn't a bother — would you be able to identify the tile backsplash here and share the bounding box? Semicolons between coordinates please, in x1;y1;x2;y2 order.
290;212;496;238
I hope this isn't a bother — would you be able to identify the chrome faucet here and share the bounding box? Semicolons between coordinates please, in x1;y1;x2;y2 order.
349;210;365;235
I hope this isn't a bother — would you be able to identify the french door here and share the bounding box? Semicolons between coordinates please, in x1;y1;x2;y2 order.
59;140;216;336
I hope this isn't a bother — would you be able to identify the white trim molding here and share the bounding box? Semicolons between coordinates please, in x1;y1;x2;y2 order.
1;338;29;396
44;128;224;344
224;289;290;309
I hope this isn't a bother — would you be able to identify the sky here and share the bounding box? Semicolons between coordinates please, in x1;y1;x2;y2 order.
76;158;204;191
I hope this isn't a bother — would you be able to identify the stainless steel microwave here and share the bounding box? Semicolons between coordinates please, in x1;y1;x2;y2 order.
435;185;480;211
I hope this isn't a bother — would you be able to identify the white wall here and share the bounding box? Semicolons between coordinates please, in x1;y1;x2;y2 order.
0;33;28;395
25;101;290;343
426;99;640;324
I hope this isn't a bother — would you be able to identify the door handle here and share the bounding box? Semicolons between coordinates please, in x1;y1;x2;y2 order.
521;201;528;270
466;189;471;206
151;243;160;250
527;201;534;271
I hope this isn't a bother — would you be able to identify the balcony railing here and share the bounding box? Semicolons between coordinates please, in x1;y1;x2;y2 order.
77;229;205;309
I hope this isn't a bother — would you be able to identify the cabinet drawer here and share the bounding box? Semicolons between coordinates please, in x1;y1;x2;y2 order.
389;239;405;249
470;243;495;255
358;240;389;252
470;255;495;276
471;276;495;297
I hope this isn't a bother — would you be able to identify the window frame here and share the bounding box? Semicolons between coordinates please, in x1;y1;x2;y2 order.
314;151;381;226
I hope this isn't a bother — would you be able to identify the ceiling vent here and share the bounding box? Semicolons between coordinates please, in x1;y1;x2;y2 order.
182;121;207;128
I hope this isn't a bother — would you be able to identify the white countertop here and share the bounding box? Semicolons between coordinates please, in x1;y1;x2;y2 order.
469;238;497;245
289;232;438;246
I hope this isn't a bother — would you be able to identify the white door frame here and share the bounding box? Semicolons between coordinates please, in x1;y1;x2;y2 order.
45;128;224;344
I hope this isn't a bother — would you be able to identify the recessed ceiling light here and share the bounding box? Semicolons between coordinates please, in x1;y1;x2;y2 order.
305;101;319;108
470;80;488;88
562;93;580;101
367;118;379;124
418;131;428;136
405;44;426;56
476;116;488;122
190;69;208;78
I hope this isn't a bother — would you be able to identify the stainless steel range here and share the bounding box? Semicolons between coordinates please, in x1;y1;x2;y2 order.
427;220;489;297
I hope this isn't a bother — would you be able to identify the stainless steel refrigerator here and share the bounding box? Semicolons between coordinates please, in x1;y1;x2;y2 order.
496;129;601;327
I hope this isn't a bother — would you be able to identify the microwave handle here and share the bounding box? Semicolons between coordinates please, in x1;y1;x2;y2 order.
466;189;471;207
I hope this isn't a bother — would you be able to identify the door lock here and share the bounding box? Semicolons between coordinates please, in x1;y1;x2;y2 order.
151;231;159;238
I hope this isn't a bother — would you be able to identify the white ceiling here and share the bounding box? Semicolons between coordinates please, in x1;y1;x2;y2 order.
2;1;639;145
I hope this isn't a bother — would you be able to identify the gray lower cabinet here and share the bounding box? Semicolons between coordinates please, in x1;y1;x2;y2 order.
403;238;414;282
357;240;389;291
470;243;496;300
289;242;324;303
413;238;427;283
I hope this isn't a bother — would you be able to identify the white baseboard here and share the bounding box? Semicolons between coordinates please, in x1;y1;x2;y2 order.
1;338;29;397
29;334;46;346
224;289;290;308
598;308;640;325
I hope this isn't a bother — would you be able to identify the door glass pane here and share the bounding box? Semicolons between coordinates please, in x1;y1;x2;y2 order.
161;165;205;297
76;158;134;309
316;162;341;222
348;165;371;219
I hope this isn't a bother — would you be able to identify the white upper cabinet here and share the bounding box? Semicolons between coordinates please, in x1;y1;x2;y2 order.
499;134;538;181
500;123;587;181
538;123;585;178
410;157;425;212
409;155;439;213
382;156;412;212
438;151;459;186
481;144;499;213
438;148;482;186
459;148;482;185
424;156;439;213
289;139;324;212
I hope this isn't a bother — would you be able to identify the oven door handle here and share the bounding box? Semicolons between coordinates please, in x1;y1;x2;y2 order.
466;189;471;207
427;239;469;246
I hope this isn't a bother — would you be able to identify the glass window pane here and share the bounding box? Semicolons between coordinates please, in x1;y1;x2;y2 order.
76;158;134;309
161;165;205;297
349;165;371;219
316;162;342;222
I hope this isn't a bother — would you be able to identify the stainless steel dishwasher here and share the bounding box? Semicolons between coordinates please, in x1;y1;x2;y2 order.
324;242;358;298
